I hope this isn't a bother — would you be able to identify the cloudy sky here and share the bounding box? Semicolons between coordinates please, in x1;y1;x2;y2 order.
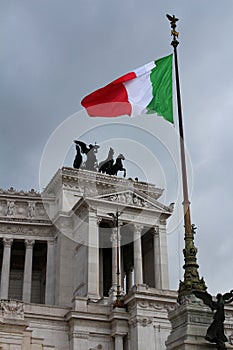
1;0;233;295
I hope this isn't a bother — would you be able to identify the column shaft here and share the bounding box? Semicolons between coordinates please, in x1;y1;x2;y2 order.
127;267;133;292
45;240;55;305
133;225;143;285
158;220;169;289
111;229;118;287
87;212;100;299
0;238;13;299
115;335;124;350
153;229;161;289
23;239;35;303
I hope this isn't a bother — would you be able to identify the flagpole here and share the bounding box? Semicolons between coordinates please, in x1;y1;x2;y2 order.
166;14;207;302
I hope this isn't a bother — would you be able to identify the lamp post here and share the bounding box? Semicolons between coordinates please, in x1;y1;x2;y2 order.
108;211;124;307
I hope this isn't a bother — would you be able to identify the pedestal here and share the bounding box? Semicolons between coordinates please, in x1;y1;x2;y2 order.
166;300;216;350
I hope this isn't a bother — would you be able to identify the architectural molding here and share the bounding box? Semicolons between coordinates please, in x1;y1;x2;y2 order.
129;316;153;328
0;223;54;238
2;237;13;247
43;167;164;200
0;187;39;197
71;331;89;339
24;239;35;247
1;300;24;320
97;190;171;213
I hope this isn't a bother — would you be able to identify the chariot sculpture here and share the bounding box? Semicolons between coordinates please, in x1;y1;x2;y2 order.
73;140;126;177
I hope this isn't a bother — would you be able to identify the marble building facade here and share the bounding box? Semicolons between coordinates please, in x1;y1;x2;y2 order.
0;167;233;349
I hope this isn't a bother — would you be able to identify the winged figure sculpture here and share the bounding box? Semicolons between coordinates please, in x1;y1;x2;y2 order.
194;290;233;350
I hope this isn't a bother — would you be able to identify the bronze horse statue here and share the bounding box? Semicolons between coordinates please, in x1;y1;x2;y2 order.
109;154;126;177
73;141;126;178
98;147;114;174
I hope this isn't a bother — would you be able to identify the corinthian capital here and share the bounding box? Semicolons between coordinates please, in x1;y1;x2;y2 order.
25;239;35;248
133;224;144;234
3;238;13;247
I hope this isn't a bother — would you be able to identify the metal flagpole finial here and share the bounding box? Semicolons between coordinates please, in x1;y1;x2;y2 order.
166;14;179;47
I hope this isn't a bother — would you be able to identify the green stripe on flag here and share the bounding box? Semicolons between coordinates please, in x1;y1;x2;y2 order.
146;54;173;123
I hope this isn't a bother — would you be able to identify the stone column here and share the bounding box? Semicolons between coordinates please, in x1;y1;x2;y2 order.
153;227;161;289
159;219;169;289
45;240;55;305
127;266;134;292
87;211;100;299
109;223;122;301
99;248;103;297
133;224;143;285
0;238;13;299
110;228;118;288
22;239;35;303
115;334;124;350
118;223;122;291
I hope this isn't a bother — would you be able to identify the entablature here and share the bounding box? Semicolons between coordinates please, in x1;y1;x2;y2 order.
43;167;164;200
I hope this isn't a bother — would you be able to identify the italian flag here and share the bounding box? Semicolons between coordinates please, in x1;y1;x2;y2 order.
81;54;173;123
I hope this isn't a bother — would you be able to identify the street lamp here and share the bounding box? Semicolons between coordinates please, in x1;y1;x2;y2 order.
107;211;124;307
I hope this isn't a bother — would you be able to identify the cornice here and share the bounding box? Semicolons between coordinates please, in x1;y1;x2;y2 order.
0;187;41;200
42;167;164;200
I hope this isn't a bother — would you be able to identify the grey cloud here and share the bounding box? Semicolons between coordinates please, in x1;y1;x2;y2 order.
1;0;233;294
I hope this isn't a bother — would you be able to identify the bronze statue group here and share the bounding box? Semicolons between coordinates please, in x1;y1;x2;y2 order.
195;290;233;350
73;140;126;177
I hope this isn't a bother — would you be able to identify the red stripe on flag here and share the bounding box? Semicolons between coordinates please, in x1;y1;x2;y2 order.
81;72;136;117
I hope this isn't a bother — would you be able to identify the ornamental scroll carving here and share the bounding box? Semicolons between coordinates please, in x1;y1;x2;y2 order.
131;300;175;313
129;316;153;328
72;331;89;339
1;300;24;319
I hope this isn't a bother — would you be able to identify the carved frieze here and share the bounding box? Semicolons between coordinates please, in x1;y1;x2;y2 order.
129;316;153;327
71;331;89;339
1;300;24;320
0;195;50;222
6;200;15;216
127;299;175;313
101;191;156;209
0;224;54;237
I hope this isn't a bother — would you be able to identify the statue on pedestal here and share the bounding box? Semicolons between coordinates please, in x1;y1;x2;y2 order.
73;140;100;171
73;141;127;177
194;290;233;350
98;147;114;174
108;154;126;177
